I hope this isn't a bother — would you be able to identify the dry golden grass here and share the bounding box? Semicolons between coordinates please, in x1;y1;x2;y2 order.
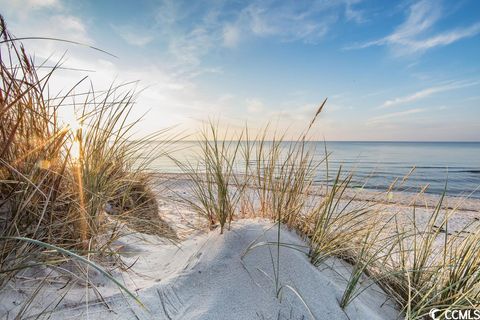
0;16;175;313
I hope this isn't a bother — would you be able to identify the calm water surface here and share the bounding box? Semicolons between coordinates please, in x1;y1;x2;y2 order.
149;141;480;199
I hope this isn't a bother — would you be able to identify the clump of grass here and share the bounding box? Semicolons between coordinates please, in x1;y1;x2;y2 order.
178;119;321;233
68;85;174;245
0;16;173;314
339;214;397;309
250;136;319;229
176;122;244;233
379;194;480;318
305;168;373;265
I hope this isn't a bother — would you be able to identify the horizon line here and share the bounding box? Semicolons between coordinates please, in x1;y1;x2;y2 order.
139;139;480;143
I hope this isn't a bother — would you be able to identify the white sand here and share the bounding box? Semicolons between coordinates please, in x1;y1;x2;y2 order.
0;219;399;319
2;174;479;319
156;173;480;235
154;172;480;213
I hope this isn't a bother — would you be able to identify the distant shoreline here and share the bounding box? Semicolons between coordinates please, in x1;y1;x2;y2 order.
153;172;480;213
144;140;480;143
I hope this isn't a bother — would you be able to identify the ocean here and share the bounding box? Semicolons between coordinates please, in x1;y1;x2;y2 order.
149;141;480;199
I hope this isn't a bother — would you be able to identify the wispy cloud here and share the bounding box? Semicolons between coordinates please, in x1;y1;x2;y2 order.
150;0;365;56
222;24;241;47
152;1;220;66
0;0;92;46
111;25;154;47
245;98;264;114
168;27;214;65
381;80;480;108
7;0;62;12
347;0;480;55
344;0;366;23
48;15;91;43
238;1;340;44
368;108;426;124
410;23;480;52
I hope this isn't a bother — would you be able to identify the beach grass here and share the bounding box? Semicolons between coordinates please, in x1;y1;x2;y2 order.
0;16;173;314
179;120;480;318
174;122;244;234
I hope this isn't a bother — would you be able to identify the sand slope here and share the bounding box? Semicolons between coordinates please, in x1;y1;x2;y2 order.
1;220;399;319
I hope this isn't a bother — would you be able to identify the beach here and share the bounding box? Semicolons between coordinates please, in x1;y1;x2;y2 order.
1;173;479;319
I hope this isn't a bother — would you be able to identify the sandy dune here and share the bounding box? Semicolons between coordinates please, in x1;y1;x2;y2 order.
1;219;399;319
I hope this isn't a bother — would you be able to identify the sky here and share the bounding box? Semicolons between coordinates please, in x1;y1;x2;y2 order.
1;0;480;141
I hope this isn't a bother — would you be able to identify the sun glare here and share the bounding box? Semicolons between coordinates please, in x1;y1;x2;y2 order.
69;116;83;134
68;116;83;162
70;139;81;161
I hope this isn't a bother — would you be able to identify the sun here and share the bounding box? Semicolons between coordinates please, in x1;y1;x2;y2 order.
68;116;83;162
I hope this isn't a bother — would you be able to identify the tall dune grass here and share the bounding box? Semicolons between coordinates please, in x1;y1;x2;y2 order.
180;119;480;317
381;197;480;318
174;123;244;233
0;16;172;314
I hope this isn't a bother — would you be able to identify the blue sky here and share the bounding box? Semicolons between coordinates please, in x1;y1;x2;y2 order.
2;0;480;140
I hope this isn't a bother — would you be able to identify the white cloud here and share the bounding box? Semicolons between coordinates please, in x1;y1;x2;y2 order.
1;0;92;45
155;0;182;28
381;80;480;108
149;0;356;54
143;0;366;65
10;14;92;60
368;108;426;124
245;98;264;113
344;0;365;23
111;25;154;47
409;23;480;52
347;0;480;55
222;24;240;48
48;15;90;42
168;27;213;66
239;1;336;43
7;0;61;11
390;0;440;41
151;2;221;66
